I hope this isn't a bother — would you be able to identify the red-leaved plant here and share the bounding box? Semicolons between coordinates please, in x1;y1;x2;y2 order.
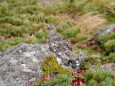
112;29;115;32
41;76;51;81
4;35;12;40
72;69;86;86
112;76;115;85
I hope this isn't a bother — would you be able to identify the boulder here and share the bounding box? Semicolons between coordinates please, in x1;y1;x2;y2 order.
94;23;115;40
89;23;115;50
0;44;52;86
90;63;115;71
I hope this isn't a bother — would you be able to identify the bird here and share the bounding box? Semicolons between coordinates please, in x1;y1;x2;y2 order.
46;24;85;69
46;24;73;59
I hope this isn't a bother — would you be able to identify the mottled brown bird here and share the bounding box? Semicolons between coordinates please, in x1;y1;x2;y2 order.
46;24;85;69
46;24;73;59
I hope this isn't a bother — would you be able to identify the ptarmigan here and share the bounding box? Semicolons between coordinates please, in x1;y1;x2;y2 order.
46;24;84;69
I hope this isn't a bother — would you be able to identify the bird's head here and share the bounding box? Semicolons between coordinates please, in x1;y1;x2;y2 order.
46;24;56;31
46;24;56;34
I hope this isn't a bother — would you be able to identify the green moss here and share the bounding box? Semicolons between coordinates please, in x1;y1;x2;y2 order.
106;14;115;24
41;55;72;76
98;32;115;44
83;69;114;86
98;32;115;54
59;25;81;43
0;37;39;52
104;39;115;52
85;54;102;66
37;74;74;86
102;53;115;63
0;37;25;52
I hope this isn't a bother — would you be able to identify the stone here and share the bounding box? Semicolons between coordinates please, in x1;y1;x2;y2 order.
89;23;115;51
94;23;115;40
0;44;53;86
89;63;115;71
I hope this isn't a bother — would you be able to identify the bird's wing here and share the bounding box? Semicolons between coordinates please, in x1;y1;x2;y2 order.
53;34;73;52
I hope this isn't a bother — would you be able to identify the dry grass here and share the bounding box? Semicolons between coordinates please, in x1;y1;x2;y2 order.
58;14;75;24
76;12;106;35
54;13;76;29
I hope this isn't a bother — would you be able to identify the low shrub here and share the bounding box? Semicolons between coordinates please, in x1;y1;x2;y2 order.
41;55;72;76
37;74;73;86
83;69;114;86
102;53;115;63
98;32;115;54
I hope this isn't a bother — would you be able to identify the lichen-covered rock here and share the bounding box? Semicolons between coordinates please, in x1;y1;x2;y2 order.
89;23;115;52
94;23;115;40
0;43;53;86
89;63;115;71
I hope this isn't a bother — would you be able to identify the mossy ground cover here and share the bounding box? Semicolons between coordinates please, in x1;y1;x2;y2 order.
0;0;115;85
41;55;72;76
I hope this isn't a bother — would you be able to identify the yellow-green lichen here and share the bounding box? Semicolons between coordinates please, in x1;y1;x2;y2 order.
41;55;72;76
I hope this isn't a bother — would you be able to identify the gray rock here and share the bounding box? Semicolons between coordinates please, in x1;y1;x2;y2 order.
89;63;115;71
89;23;115;52
94;23;115;40
0;78;5;86
0;44;53;86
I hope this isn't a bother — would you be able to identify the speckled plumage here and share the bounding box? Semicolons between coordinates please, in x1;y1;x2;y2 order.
46;24;85;69
46;24;74;60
